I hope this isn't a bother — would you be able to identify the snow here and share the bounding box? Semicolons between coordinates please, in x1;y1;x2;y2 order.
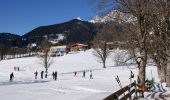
0;49;160;100
76;17;82;21
49;34;65;44
89;10;136;23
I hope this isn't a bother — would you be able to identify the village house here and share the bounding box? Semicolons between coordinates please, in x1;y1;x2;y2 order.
49;45;67;56
69;43;88;51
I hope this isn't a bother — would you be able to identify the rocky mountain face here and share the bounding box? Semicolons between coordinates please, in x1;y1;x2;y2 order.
90;10;136;23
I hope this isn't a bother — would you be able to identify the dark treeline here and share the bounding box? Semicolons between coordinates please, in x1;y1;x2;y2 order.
0;44;37;60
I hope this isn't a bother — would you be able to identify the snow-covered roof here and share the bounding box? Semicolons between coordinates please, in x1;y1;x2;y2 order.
72;43;88;47
76;17;82;21
50;45;67;49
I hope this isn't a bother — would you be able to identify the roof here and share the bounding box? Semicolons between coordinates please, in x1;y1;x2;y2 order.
72;43;88;47
50;45;67;49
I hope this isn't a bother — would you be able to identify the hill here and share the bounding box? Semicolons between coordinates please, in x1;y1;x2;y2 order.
0;49;160;100
0;19;98;47
0;33;26;47
23;19;98;45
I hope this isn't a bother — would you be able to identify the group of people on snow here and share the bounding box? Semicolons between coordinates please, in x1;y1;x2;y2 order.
74;70;93;79
14;66;19;71
34;70;58;80
34;70;46;79
52;71;58;80
10;69;93;82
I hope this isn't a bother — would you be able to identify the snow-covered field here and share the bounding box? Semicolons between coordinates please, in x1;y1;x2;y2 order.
0;49;159;100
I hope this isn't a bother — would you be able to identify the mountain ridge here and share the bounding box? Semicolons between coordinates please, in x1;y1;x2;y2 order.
0;10;133;47
0;19;98;47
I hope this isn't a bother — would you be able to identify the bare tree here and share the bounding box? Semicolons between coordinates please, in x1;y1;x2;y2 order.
39;40;53;78
90;0;157;91
139;0;170;85
93;40;111;68
93;23;114;68
113;49;128;66
89;0;170;88
153;0;170;86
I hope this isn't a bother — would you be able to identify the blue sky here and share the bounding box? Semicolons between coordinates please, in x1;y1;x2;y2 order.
0;0;96;35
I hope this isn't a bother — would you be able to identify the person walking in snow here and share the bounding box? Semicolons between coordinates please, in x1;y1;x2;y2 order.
82;71;85;78
90;70;93;79
52;72;55;80
17;67;20;71
74;72;77;77
10;72;14;82
41;71;44;79
54;71;58;81
14;67;16;71
34;70;38;79
45;73;48;78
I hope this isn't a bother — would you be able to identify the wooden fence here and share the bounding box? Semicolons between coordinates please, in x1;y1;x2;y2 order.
103;81;139;100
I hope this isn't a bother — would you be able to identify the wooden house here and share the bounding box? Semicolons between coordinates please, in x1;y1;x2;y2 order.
70;43;88;51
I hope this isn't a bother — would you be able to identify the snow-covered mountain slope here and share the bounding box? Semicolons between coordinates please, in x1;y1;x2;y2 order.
90;10;136;23
0;49;159;100
49;34;65;44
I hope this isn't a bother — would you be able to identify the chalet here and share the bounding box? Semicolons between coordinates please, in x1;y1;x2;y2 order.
49;45;67;56
70;43;88;51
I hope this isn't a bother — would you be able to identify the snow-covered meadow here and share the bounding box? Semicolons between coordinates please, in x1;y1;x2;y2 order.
0;49;159;100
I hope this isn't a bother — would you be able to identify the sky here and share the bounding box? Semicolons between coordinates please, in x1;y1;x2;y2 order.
0;0;97;35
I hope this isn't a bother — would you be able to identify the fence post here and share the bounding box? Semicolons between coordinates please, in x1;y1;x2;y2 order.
135;80;138;99
113;94;119;100
128;85;131;100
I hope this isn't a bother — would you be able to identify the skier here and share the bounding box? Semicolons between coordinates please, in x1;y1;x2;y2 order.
34;70;38;79
52;72;55;80
41;71;44;79
54;71;58;80
74;72;77;77
17;67;19;71
45;73;47;78
14;67;16;71
10;72;14;81
82;71;85;78
90;70;93;79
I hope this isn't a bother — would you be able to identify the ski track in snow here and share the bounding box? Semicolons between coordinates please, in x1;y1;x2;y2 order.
74;86;107;93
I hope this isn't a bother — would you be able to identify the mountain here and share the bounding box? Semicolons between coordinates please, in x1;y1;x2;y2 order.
0;19;98;47
0;33;26;47
0;10;134;48
23;19;97;45
90;10;136;23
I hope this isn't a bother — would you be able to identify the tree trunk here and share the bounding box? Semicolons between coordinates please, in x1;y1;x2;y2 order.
138;50;147;93
103;60;106;68
138;58;145;98
138;58;146;84
103;42;107;68
45;67;48;78
45;67;48;74
156;61;166;82
156;62;161;79
160;63;166;82
160;68;166;82
166;63;170;87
